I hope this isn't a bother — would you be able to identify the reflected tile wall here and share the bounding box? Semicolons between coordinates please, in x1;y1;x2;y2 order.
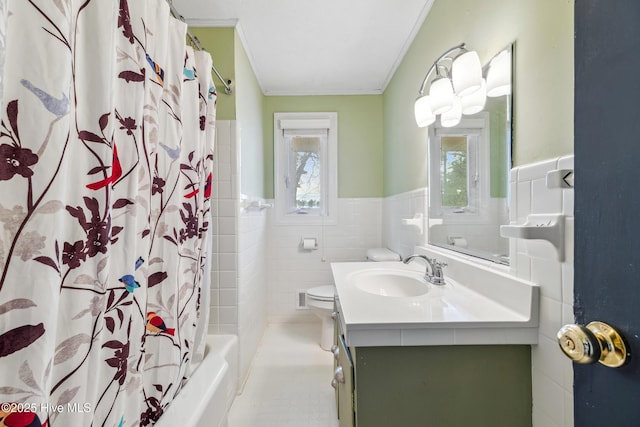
382;188;428;259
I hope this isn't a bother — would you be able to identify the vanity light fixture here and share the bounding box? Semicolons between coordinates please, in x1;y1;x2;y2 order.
414;43;510;128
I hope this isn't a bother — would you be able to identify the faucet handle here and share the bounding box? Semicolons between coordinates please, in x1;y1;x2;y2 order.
429;260;447;285
431;259;446;269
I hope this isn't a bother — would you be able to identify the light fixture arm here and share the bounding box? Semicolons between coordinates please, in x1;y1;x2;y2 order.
414;42;493;128
417;43;467;96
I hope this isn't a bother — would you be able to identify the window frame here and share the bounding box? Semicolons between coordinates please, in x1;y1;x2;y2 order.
274;112;338;225
428;114;491;224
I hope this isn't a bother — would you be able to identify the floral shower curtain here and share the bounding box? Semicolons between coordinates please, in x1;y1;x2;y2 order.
0;1;216;426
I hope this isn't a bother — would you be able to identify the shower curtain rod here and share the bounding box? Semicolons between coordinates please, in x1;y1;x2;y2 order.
167;0;233;94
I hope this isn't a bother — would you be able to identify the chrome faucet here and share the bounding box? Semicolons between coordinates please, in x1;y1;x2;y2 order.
403;255;447;285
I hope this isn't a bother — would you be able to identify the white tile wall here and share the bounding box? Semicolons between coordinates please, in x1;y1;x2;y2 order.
266;198;383;322
210;120;268;385
509;155;575;427
210;120;240;335
238;205;268;385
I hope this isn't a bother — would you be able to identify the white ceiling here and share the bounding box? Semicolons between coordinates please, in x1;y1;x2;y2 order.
171;0;435;95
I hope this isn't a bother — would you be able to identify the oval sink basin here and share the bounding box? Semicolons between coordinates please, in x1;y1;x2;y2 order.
352;270;429;297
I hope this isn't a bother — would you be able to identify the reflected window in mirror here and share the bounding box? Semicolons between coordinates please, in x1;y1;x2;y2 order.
430;116;488;220
442;136;470;209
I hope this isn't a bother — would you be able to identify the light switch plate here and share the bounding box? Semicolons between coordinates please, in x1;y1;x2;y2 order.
546;169;574;189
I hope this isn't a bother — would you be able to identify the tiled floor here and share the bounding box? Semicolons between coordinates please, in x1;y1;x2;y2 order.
227;322;339;427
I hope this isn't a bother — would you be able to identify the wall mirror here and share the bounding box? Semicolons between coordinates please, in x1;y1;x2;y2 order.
427;44;513;264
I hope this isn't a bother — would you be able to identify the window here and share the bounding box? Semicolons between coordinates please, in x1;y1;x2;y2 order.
274;112;338;224
439;134;479;212
428;115;489;222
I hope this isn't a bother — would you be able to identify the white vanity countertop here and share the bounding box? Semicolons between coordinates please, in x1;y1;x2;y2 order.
331;260;540;347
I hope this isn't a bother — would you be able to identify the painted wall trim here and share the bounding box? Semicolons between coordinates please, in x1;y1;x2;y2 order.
235;23;268;96
184;18;239;27
263;88;385;96
377;0;436;95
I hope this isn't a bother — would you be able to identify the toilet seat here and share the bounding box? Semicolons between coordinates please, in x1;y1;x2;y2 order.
306;285;335;302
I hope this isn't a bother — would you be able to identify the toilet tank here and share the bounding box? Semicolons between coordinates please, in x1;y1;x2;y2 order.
366;248;400;262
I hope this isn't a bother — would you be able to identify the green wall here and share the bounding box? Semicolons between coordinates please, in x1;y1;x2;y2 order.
191;28;266;197
190;27;236;120
187;29;384;199
235;31;266;198
383;0;574;196
263;95;384;199
193;0;574;199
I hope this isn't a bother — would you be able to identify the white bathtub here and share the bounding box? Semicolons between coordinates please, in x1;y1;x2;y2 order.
156;335;239;427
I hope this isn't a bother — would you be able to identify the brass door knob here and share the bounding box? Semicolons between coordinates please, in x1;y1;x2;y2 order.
557;321;629;368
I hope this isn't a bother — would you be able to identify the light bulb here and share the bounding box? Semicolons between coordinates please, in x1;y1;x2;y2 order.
429;77;455;115
414;95;436;127
452;50;483;97
441;97;462;128
461;79;487;115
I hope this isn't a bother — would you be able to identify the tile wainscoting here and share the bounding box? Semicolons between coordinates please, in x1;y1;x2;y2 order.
210;120;240;335
266;198;383;322
509;155;575;427
210;119;269;385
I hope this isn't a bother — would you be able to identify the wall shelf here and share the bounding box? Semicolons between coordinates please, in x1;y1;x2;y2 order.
500;214;565;261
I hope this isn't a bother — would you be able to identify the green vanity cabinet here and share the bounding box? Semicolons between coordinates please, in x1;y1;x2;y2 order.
349;345;532;427
332;304;533;426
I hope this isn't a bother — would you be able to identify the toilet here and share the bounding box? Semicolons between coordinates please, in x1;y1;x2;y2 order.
306;248;400;350
306;285;337;351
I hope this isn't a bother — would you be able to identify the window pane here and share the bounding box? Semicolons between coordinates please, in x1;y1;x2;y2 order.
291;136;321;209
440;136;468;207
